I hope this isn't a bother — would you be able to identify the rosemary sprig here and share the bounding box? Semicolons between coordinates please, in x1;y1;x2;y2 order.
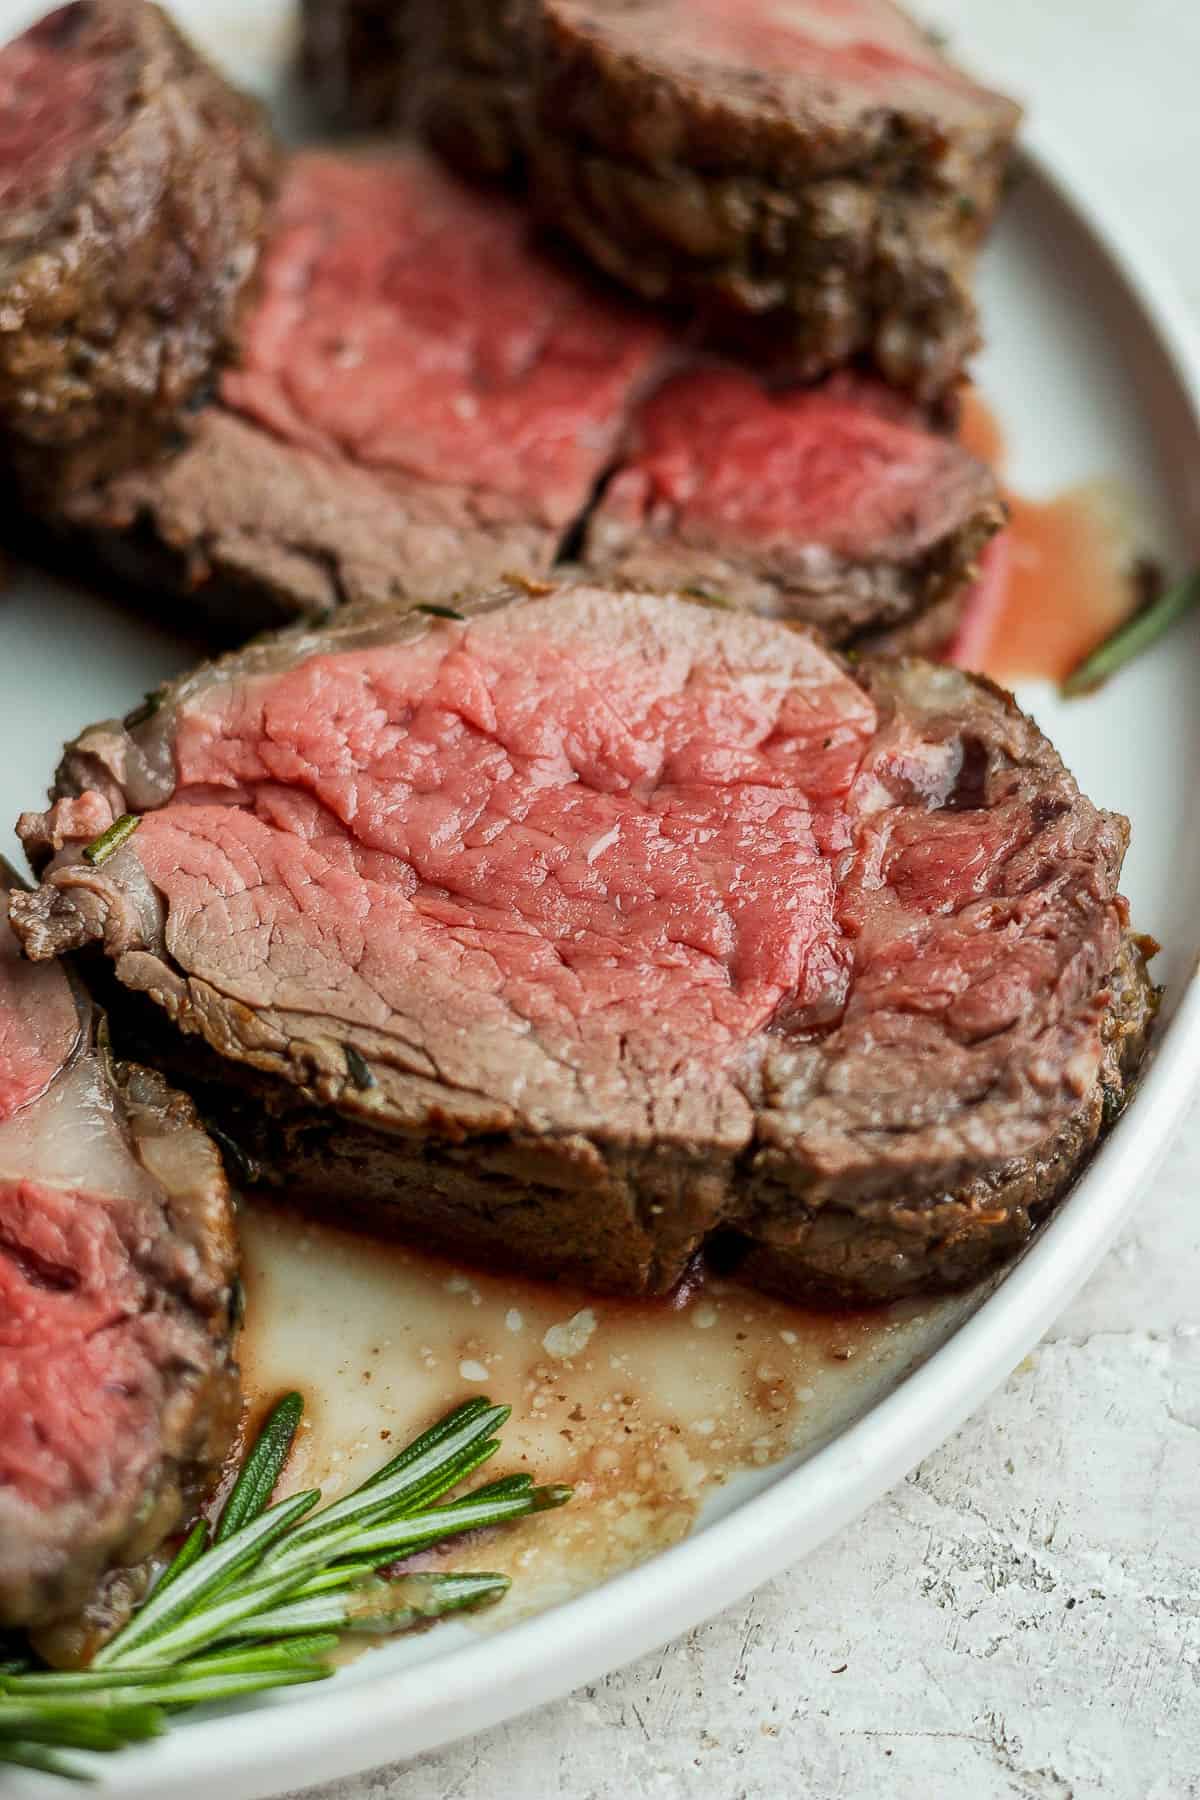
0;1396;569;1781
1061;567;1200;696
80;814;140;867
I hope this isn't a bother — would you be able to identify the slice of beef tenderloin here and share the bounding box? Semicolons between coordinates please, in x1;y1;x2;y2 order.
51;149;668;635
532;0;1021;397
0;862;238;1651
11;585;1152;1305
298;0;1021;399
0;0;277;500
583;368;1005;650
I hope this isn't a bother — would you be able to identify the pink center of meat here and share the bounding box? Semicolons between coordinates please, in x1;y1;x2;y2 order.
0;923;79;1122
606;370;980;560
0;7;116;225
222;155;665;529
0;1179;161;1512
135;597;880;1072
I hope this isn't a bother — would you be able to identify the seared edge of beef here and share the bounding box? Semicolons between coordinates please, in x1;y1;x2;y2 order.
300;0;533;180
0;0;278;498
529;1;1021;398
582;458;1005;650
49;410;563;638
727;931;1156;1301
63;931;1157;1308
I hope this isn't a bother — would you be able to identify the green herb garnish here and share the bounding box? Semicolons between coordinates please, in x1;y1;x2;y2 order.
205;1123;261;1189
80;814;140;868
0;1396;568;1780
344;1043;376;1090
681;584;735;611
122;689;166;730
1061;568;1200;696
214;1393;303;1544
414;603;466;621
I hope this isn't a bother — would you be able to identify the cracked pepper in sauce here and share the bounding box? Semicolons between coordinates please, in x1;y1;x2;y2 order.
234;1203;943;1622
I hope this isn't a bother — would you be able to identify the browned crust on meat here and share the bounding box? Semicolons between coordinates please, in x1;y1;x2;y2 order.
46;408;561;640
0;0;278;498
728;932;1157;1302
583;459;1005;649
300;0;533;179
299;0;1021;396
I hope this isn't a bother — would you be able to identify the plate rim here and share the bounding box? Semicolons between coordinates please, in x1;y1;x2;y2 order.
22;121;1200;1800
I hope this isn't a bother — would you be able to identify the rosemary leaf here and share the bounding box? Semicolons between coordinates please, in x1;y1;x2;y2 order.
359;1397;495;1492
94;1489;320;1669
0;1700;164;1748
99;1567;318;1672
215;1392;304;1543
0;1741;97;1779
96;1666;333;1709
263;1404;510;1574
3;1640;335;1695
313;1485;562;1568
80;814;140;867
446;1473;534;1506
1061;567;1200;695
153;1521;209;1599
414;603;465;621
122;689;165;730
205;1123;261;1189
175;1634;341;1676
681;584;735;610
230;1572;510;1640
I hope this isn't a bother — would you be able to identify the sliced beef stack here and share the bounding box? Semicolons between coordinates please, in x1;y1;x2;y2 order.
301;0;1022;397
0;0;1008;649
12;585;1153;1304
22;129;1001;648
0;0;276;499
0;864;239;1652
58;148;668;629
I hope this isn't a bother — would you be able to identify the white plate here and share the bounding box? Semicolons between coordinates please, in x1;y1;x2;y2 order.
2;7;1200;1794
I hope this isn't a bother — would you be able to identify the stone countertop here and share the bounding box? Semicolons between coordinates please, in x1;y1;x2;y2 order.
289;4;1200;1795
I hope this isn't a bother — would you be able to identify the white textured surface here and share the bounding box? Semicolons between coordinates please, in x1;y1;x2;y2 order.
283;3;1200;1797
